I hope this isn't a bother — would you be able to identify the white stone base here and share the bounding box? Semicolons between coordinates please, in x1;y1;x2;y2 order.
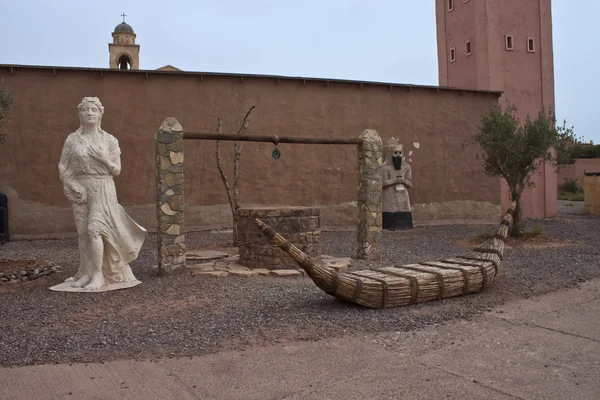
49;280;142;293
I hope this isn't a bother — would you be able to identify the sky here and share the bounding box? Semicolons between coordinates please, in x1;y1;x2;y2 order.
1;0;598;144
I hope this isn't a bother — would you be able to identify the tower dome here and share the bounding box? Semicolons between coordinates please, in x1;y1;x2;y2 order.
113;22;135;34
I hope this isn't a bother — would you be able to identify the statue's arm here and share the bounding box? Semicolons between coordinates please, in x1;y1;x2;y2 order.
58;137;86;204
106;143;122;176
93;138;121;176
382;169;401;188
58;138;73;185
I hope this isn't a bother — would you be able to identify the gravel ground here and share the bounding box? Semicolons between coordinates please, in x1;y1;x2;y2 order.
1;204;599;367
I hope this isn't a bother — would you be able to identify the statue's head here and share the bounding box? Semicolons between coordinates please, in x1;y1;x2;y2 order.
77;97;104;128
385;138;404;170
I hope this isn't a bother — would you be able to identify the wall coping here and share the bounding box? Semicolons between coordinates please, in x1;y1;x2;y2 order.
0;63;503;96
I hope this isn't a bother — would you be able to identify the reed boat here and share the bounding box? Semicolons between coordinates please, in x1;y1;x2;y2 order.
254;201;516;309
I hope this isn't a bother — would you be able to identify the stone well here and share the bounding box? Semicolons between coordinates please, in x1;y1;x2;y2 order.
238;207;322;269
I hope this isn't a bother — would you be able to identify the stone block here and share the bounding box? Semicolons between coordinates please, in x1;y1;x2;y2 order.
164;174;183;187
169;151;184;164
192;270;228;277
226;263;250;271
252;268;271;276
165;224;181;236
270;269;302;277
187;263;215;272
229;270;259;277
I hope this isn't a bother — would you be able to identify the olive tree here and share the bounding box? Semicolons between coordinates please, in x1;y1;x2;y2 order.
468;101;576;236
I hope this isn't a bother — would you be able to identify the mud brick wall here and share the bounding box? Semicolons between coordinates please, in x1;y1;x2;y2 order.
238;207;322;269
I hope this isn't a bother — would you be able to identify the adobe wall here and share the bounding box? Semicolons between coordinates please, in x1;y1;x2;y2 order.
557;159;600;190
0;66;501;237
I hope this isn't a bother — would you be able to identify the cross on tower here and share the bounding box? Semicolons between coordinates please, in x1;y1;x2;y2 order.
121;13;127;23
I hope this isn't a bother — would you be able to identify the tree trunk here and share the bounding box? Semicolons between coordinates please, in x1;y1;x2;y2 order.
509;188;523;237
231;140;242;246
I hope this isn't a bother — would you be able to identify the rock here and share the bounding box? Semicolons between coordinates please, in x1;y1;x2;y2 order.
34;269;40;275
214;262;230;271
186;263;215;273
227;264;250;271
28;275;39;281
10;279;19;284
270;270;302;277
185;250;230;261
229;270;259;277
21;277;28;282
322;257;352;272
191;271;228;277
21;270;28;276
252;268;272;276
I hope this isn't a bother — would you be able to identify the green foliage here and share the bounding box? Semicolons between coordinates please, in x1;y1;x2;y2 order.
467;100;573;236
557;191;584;202
0;81;14;147
527;225;544;237
571;143;600;159
553;120;582;165
559;177;580;193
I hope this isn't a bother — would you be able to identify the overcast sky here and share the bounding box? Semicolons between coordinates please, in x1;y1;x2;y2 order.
1;0;597;143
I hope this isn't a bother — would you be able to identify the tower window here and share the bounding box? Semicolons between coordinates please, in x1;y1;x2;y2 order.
466;41;472;55
448;0;454;12
527;37;536;52
450;47;456;62
118;54;132;70
505;35;514;51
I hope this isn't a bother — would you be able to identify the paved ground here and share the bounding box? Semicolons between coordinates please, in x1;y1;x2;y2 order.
557;199;586;217
2;278;598;400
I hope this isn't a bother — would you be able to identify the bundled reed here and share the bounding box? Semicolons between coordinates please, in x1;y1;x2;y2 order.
255;201;516;309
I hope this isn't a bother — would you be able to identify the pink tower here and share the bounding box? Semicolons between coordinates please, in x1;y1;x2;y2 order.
436;0;557;218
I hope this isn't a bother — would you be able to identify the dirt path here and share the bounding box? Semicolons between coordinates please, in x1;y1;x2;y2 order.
2;279;599;400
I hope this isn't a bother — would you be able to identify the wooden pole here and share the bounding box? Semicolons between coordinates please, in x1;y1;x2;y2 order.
184;132;363;145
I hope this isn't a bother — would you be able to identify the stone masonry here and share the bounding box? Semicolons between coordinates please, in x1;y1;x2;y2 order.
356;129;383;260
155;118;186;276
238;207;322;269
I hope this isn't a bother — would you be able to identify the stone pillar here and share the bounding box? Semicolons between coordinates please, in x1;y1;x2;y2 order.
356;129;383;260
155;118;186;276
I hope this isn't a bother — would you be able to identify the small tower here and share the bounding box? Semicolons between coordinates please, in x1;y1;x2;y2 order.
108;14;140;70
435;0;557;220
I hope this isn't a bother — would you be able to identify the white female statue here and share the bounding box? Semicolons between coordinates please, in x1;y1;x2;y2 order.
56;97;146;291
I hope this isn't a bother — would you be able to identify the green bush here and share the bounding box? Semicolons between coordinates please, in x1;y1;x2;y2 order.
560;178;580;193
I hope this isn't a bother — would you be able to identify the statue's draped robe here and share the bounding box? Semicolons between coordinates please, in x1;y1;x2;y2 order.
382;164;412;213
58;130;146;284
